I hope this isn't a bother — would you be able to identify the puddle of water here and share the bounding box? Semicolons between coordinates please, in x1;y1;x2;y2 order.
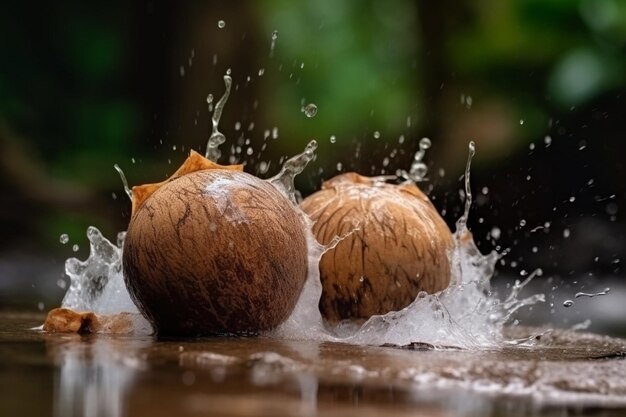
1;313;625;417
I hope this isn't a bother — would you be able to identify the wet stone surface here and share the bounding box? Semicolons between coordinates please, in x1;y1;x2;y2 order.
1;312;626;417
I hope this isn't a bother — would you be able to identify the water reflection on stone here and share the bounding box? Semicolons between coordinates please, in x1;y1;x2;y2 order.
0;313;614;416
47;335;149;417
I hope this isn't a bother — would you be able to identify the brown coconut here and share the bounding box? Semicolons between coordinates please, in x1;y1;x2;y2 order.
122;151;308;336
300;172;453;322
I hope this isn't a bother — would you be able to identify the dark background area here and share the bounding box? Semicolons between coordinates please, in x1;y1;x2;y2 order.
1;1;625;331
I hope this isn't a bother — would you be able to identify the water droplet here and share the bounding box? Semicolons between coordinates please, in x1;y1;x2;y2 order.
520;119;524;125
206;94;213;104
563;300;574;307
59;234;69;244
544;135;552;146
563;228;571;238
205;73;232;162
37;302;44;311
411;162;427;179
575;288;610;298
72;244;79;252
268;140;318;204
226;68;232;75
330;135;336;144
490;227;501;240
456;141;476;232
258;68;265;76
218;20;226;29
303;103;317;118
113;164;133;200
270;31;278;58
373;131;380;139
402;137;434;182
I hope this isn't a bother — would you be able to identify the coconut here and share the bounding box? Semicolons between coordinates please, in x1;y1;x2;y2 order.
122;151;308;336
300;172;453;322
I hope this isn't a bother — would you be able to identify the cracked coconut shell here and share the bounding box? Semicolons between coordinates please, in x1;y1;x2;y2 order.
122;151;308;336
300;172;453;322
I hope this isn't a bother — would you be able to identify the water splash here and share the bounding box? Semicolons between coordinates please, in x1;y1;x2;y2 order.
113;164;133;200
62;227;136;315
268;140;318;204
270;30;278;58
274;199;538;348
205;74;232;162
401;137;432;183
456;141;476;232
56;141;543;348
276;141;543;349
302;103;317;118
575;288;610;298
272;217;328;338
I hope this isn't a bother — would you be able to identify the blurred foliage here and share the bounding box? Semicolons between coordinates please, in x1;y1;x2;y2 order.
0;4;142;181
258;0;420;142
0;0;625;264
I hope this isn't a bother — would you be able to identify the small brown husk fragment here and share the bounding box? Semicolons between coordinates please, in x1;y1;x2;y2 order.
43;307;135;335
44;308;100;334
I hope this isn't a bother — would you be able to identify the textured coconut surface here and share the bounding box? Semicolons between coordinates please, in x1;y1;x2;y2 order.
301;173;454;321
123;169;308;336
2;312;626;417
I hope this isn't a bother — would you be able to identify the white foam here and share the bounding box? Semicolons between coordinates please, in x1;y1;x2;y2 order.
61;226;151;333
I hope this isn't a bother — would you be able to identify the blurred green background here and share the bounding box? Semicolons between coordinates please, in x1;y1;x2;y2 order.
1;0;625;328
